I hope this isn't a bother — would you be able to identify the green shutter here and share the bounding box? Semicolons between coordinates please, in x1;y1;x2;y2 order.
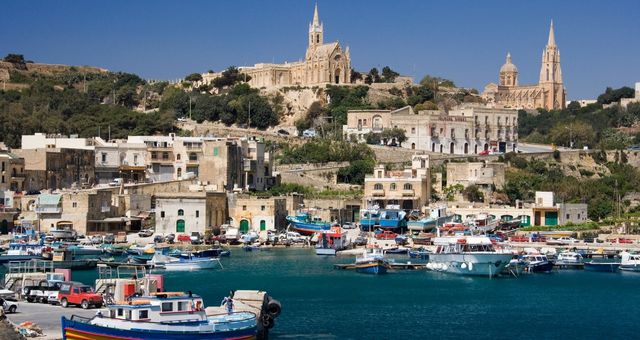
213;147;219;156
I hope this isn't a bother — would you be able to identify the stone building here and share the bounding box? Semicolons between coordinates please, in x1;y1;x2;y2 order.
154;191;227;235
363;155;431;211
482;21;566;110
94;137;147;184
0;148;26;192
344;104;518;155
14;148;95;191
228;194;287;233
238;4;351;88
446;162;506;190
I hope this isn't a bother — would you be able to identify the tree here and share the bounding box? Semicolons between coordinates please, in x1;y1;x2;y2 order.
337;159;375;184
213;66;249;90
185;73;203;82
462;185;484;202
381;127;407;147
420;74;456;89
3;53;25;64
548;121;596;148
350;69;363;83
381;66;399;83
364;132;381;145
567;101;581;112
597;86;635;104
364;68;381;84
115;85;138;108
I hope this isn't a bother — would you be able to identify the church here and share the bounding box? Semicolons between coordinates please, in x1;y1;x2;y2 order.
482;22;566;110
239;4;351;88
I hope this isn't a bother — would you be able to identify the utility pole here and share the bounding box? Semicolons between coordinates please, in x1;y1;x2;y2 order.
189;95;192;120
248;101;251;129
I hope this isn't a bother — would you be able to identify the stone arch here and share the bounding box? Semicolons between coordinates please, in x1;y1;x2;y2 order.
464;143;469;154
449;143;455;154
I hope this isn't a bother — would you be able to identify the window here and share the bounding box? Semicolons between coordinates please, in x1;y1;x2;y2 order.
390;183;397;191
162;152;169;160
242;205;247;211
1;162;4;172
411;127;416;134
374;183;383;190
178;209;184;216
101;153;107;162
404;183;412;190
160;211;165;218
117;308;124;317
177;154;181;161
189;153;197;161
72;202;77;208
196;210;199;218
261;205;265;211
125;310;131;320
139;310;149;319
161;302;173;312
213;147;219;156
134;154;138;165
566;214;570;219
177;301;189;311
1;176;4;183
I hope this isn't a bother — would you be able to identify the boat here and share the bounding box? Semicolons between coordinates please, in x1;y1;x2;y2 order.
315;227;349;256
61;292;257;339
620;252;640;272
427;236;513;277
43;249;98;270
176;248;227;259
65;244;104;256
522;254;555;273
0;242;46;264
378;205;407;229
502;257;527;276
49;222;77;240
411;232;435;246
408;247;430;260
584;261;620;272
465;213;498;234
359;207;380;231
150;252;222;271
555;251;584;269
354;249;389;274
102;244;128;256
242;242;268;252
126;244;155;256
407;206;453;232
286;211;331;235
384;247;409;255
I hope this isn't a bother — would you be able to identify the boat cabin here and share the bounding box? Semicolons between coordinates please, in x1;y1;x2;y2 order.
433;237;497;254
106;292;207;323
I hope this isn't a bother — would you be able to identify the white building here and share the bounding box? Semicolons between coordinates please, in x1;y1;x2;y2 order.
154;191;227;235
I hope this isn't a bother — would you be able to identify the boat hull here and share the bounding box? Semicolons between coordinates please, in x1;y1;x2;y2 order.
428;253;512;277
161;259;220;271
0;255;44;264
61;316;256;340
584;262;620;272
315;247;337;256
620;264;640;272
527;262;555;273
355;261;388;274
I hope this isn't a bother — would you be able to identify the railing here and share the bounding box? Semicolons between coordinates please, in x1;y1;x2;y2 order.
35;206;61;213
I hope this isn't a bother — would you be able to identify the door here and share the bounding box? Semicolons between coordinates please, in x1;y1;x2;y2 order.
534;212;541;226
260;220;266;231
545;212;558;226
240;219;249;233
0;220;7;234
176;219;185;233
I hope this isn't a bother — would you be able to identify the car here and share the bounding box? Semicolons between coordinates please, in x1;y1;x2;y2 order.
548;236;578;245
342;222;356;229
626;145;640;151
190;232;203;245
510;236;529;242
153;234;165;243
610;238;634;244
302;128;317;138
138;228;154;238
58;282;103;309
22;280;62;304
0;298;17;314
277;129;290;135
375;230;398;240
353;235;368;246
177;117;188;122
177;234;191;243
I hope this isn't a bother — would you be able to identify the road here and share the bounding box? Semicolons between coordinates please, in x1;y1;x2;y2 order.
6;301;97;339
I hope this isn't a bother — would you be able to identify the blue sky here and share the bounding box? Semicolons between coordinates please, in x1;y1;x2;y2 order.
1;0;638;99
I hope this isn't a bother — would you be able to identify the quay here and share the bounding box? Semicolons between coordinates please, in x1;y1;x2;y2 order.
6;302;96;339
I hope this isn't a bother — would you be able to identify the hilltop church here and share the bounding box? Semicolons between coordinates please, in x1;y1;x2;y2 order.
482;22;567;110
238;4;351;88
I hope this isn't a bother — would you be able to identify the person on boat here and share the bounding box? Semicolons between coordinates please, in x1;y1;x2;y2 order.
221;293;234;314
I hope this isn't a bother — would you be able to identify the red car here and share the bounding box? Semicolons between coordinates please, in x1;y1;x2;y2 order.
479;150;490;156
510;236;529;242
58;282;103;309
177;234;191;242
611;238;634;244
375;231;398;240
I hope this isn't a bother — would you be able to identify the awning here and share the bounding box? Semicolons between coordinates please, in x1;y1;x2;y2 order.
38;194;61;205
137;211;151;219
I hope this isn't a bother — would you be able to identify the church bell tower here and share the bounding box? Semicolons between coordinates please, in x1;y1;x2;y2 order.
308;3;323;48
539;20;566;109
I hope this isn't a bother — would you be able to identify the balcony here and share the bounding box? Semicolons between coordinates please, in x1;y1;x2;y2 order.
371;189;385;197
401;189;415;197
35;206;62;214
148;146;173;152
150;158;173;164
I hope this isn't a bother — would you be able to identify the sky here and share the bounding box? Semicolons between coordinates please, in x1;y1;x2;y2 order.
1;0;638;99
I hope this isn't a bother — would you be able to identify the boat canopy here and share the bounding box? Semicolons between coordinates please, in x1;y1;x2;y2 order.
432;236;493;245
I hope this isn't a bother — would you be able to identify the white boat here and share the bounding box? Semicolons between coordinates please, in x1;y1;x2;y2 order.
149;253;222;271
555;251;584;269
49;222;77;240
315;227;349;256
427;236;513;277
620;252;640;272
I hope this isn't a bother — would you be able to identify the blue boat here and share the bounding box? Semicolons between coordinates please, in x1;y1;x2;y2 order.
176;248;226;259
359;208;380;231
522;254;555;273
0;242;45;264
355;249;389;274
378;207;407;229
408;248;430;260
584;261;620;272
61;292;257;339
286;211;331;235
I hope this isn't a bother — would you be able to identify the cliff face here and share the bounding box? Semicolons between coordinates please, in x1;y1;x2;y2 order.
0;61;107;75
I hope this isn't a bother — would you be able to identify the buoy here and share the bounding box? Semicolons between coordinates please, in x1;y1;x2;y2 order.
468;262;474;271
442;264;449;271
461;263;467;269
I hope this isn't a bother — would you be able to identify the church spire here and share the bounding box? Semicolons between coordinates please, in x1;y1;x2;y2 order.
308;2;323;47
313;2;320;27
547;20;555;46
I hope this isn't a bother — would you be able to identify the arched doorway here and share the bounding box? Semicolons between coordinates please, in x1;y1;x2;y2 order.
411;143;415;150
439;145;443;153
449;143;455;154
240;219;249;233
431;143;435;152
484;143;489;151
49;176;57;190
260;220;266;231
177;168;182;179
464;143;469;154
176;219;185;233
474;145;478;154
334;68;341;84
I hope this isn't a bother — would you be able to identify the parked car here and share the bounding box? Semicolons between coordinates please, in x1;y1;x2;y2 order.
138;228;154;238
280;231;305;243
547;236;578;245
23;280;62;304
610;238;634;244
58;282;103;309
375;230;398;240
353;235;368;246
177;234;191;243
342;222;357;229
302;128;317;138
510;236;529;242
0;298;17;314
190;232;203;245
479;150;490;156
241;232;260;244
277;129;290;135
153;234;165;243
531;234;547;242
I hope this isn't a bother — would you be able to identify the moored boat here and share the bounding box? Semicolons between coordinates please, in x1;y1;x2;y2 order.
0;242;46;264
315;227;349;256
584;261;620;273
359;207;380;231
150;252;222;271
408;247;430;260
555;251;584;269
522;254;555;273
620;252;640;272
61;292;257;340
286;211;331;235
354;249;389;274
427;236;512;277
378;206;407;229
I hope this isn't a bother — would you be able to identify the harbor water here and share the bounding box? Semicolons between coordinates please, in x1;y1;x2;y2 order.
69;248;639;339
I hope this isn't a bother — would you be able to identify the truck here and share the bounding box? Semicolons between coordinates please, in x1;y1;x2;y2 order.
22;280;63;304
58;281;103;309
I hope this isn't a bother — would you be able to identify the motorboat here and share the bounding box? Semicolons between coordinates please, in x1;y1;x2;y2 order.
359;207;380;231
315;227;349;256
620;252;640;272
521;254;555;273
286;210;331;235
149;252;222;271
408;247;430;260
61;292;257;339
554;251;584;269
65;244;105;256
584;261;620;273
378;205;407;229
427;236;512;277
0;242;46;264
49;222;77;240
354;249;389;274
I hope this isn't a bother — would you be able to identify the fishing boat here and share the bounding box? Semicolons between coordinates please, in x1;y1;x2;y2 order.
502;257;527;276
286;211;331;235
359;207;380;231
522;254;555;273
384;247;409;255
555;251;584;269
354;249;389;274
584;261;620;272
427;236;513;277
42;249;98;270
61;292;257;339
378;205;407;229
0;242;46;264
126;244;156;256
176;248;227;259
620;252;640;272
149;252;222;271
315;227;349;256
65;244;104;256
49;222;77;240
408;247;430;260
242;242;269;252
465;213;498;234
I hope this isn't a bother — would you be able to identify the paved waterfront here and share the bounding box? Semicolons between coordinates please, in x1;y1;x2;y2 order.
6;302;97;339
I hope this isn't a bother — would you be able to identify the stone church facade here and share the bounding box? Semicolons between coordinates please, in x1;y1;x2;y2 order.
239;4;351;88
482;22;566;110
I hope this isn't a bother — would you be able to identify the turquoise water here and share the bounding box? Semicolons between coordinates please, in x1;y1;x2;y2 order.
71;248;640;339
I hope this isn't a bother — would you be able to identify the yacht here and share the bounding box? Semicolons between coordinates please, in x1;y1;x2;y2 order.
522;254;555;273
620;252;640;272
427;236;513;277
555;251;584;269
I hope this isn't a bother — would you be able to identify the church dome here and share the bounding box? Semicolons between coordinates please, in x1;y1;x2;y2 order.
500;53;518;73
